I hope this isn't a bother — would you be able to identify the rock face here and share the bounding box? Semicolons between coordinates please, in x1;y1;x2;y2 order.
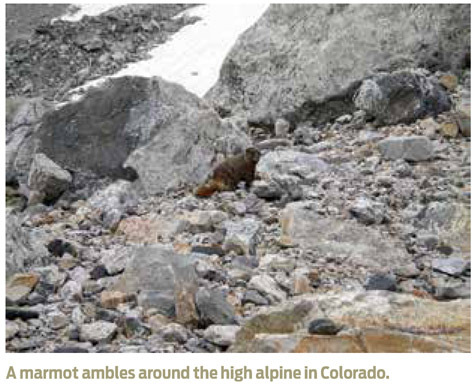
230;291;470;352
280;201;411;270
29;76;249;195
206;4;468;126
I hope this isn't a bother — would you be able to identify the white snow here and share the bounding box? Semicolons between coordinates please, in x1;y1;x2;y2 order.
64;3;268;101
59;4;119;22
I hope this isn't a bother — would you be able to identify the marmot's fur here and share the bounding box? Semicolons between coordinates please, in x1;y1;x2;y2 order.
195;147;261;197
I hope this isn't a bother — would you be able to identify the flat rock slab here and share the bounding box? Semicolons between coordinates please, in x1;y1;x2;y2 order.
378;136;433;161
281;201;411;270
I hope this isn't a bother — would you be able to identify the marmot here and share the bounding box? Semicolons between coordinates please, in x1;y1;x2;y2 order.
195;147;261;197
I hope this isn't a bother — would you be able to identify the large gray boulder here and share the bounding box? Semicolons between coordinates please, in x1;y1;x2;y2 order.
111;245;199;324
206;4;469;127
23;76;248;195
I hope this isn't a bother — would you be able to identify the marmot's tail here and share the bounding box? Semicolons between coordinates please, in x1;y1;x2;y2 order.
195;179;225;197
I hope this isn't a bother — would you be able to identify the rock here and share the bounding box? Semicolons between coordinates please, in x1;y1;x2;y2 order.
455;110;470;137
6;273;39;304
79;321;117;344
417;202;470;259
257;150;329;181
89;180;139;229
378;136;433;161
6;307;39;321
364;274;397;292
230;291;470;352
308;318;341;335
432;258;470;277
438;74;458;91
354;70;451;126
395;263;420;278
256;139;293;152
178;210;227;233
48;311;69;330
147;314;170;333
419;117;441;137
248;274;286;304
112;245;199;325
137;291;175;317
434;284;470;300
203;325;240;347
158;323;189;344
117;215;189;243
242;290;269;306
5;211;48;279
223;218;261;256
59;280;82;301
100;291;133;309
46;239;77;257
274;118;290;138
440;121;459;138
206;4;468;126
27;153;72;204
28;76;249;195
6;321;20;340
101;246;130;276
281;201;411;270
195;288;237;327
348;197;386;225
251;180;284;200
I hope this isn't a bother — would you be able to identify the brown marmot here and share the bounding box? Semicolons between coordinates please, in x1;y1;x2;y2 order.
195;147;261;197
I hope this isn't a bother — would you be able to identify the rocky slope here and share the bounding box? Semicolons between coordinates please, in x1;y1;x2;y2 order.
5;4;471;353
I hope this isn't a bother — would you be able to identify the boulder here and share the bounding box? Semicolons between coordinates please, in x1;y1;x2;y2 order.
111;245;199;325
206;4;469;126
354;70;451;126
27;76;248;195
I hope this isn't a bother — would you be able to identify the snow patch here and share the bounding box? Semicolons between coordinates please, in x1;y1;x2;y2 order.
64;3;268;102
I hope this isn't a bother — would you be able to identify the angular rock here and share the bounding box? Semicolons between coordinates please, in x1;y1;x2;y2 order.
348;197;386;225
117;215;189;243
248;274;286;304
89;180;139;229
178;210;227;233
79;321;117;344
195;288;237;327
100;291;133;309
203;325;240;347
112;245;199;325
6;273;39;304
137;290;175;318
354;70;451;126
257;150;329;181
378;136;433;161
27;153;72;204
432;258;470;277
223;218;261;256
242;290;269;306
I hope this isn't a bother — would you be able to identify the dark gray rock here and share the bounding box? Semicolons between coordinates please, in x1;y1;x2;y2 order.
308;318;341;335
6;307;39;320
354;70;451;126
364;274;397;291
137;290;176;318
195;288;237;327
206;4;469;126
28;76;249;196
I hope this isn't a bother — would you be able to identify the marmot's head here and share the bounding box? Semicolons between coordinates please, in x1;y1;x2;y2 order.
245;147;261;163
